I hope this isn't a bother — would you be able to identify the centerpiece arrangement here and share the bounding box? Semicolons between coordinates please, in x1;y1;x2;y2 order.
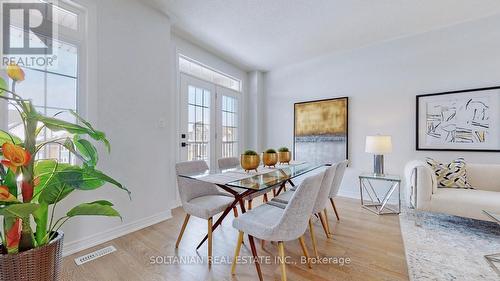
240;150;260;172
278;147;291;164
0;64;129;280
262;149;278;168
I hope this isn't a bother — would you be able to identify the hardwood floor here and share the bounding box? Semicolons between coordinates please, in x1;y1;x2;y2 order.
62;197;409;281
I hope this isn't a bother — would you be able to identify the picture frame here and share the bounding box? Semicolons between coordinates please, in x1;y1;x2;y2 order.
416;86;500;152
294;97;349;164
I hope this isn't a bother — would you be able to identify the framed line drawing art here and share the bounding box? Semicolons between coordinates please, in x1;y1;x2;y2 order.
294;97;348;164
416;86;500;152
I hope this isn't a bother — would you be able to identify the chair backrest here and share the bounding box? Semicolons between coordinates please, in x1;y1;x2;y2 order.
329;160;348;198
175;160;221;203
217;157;240;170
275;171;325;241
312;164;338;214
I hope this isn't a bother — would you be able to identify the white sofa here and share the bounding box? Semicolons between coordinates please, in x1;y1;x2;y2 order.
406;162;500;222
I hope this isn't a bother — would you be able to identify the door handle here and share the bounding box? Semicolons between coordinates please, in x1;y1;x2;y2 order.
181;142;187;147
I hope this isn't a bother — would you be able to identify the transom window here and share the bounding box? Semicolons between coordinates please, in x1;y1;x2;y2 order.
179;55;241;92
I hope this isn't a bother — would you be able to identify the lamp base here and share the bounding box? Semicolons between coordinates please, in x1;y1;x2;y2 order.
373;155;384;176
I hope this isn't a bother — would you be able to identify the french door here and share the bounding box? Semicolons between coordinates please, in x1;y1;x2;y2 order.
179;74;240;168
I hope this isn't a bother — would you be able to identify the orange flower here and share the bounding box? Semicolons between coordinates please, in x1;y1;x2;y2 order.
1;143;31;173
6;63;25;82
0;185;17;202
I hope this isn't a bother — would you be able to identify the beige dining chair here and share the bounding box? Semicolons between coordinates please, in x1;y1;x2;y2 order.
272;164;338;256
231;171;325;281
175;160;234;268
329;160;348;223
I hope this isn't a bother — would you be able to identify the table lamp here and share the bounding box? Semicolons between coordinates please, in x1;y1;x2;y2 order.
365;135;392;176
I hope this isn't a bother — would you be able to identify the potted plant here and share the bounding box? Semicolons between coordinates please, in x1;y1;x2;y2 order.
0;64;129;280
278;147;291;165
240;150;260;172
262;149;278;168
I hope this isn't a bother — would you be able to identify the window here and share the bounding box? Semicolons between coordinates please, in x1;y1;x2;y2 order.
221;95;239;157
7;2;83;164
179;55;241;92
187;85;211;162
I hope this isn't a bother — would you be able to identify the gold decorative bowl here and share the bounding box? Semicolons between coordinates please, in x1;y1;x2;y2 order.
278;151;291;164
262;152;278;168
241;154;260;172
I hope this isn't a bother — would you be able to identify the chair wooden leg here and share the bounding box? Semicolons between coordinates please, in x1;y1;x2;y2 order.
298;236;312;269
231;231;244;275
330;198;340;221
175;214;190;248
248;199;253;210
273;189;277;197
318;212;330;239
324;208;332;238
263;193;268;203
248;235;263;281
261;239;265;249
308;218;318;257
277;241;287;281
233;207;238;217
208;217;213;268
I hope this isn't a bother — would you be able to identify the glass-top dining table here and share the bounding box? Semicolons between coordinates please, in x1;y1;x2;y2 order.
177;161;326;280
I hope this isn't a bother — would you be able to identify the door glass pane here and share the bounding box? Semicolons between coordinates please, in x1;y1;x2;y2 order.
221;95;239;157
187;85;210;163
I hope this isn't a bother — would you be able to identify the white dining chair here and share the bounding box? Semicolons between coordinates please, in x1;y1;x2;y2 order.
217;157;270;210
231;171;325;281
175;160;234;268
272;164;338;256
328;160;348;222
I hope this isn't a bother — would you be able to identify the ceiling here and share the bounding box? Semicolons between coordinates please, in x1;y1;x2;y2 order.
145;0;500;71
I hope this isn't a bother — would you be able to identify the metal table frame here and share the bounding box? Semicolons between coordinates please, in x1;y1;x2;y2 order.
359;174;401;215
483;210;500;277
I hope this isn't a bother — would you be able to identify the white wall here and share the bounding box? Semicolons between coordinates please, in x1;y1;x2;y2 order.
247;71;265;151
56;0;176;255
264;14;500;198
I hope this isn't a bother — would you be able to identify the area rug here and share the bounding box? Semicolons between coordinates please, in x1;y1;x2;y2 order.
399;209;500;281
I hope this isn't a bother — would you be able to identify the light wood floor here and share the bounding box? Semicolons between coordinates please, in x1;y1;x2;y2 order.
62;197;409;281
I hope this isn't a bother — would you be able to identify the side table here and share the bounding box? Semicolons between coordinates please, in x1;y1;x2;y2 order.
359;173;401;215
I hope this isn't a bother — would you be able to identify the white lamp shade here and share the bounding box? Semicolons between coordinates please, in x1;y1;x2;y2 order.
365;135;392;154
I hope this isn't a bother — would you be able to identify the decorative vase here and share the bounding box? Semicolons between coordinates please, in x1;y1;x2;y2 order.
278;151;291;164
0;231;63;281
241;154;260;172
262;152;278;168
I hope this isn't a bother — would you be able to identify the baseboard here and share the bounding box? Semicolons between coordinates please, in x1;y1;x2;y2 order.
62;209;172;257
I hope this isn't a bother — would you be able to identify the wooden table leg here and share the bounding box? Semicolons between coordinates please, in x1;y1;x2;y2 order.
248;235;263;281
196;189;255;250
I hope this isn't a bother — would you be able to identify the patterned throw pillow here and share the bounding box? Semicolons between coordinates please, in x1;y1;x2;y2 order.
425;157;473;189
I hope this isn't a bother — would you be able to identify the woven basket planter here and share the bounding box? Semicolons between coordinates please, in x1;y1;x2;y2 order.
0;231;64;281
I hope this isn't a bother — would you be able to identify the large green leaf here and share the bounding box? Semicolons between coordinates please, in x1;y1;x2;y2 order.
37;115;110;150
80;168;130;197
0;130;22;147
4;169;18;197
33;160;70;202
69;111;110;152
0;77;7;96
33;202;48;246
66;201;121;220
38;183;74;205
73;136;98;167
0;203;39;218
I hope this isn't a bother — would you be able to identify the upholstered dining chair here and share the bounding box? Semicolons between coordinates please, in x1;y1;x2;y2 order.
175;160;234;268
328;160;348;223
217;157;270;210
231;171;325;281
272;164;338;256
